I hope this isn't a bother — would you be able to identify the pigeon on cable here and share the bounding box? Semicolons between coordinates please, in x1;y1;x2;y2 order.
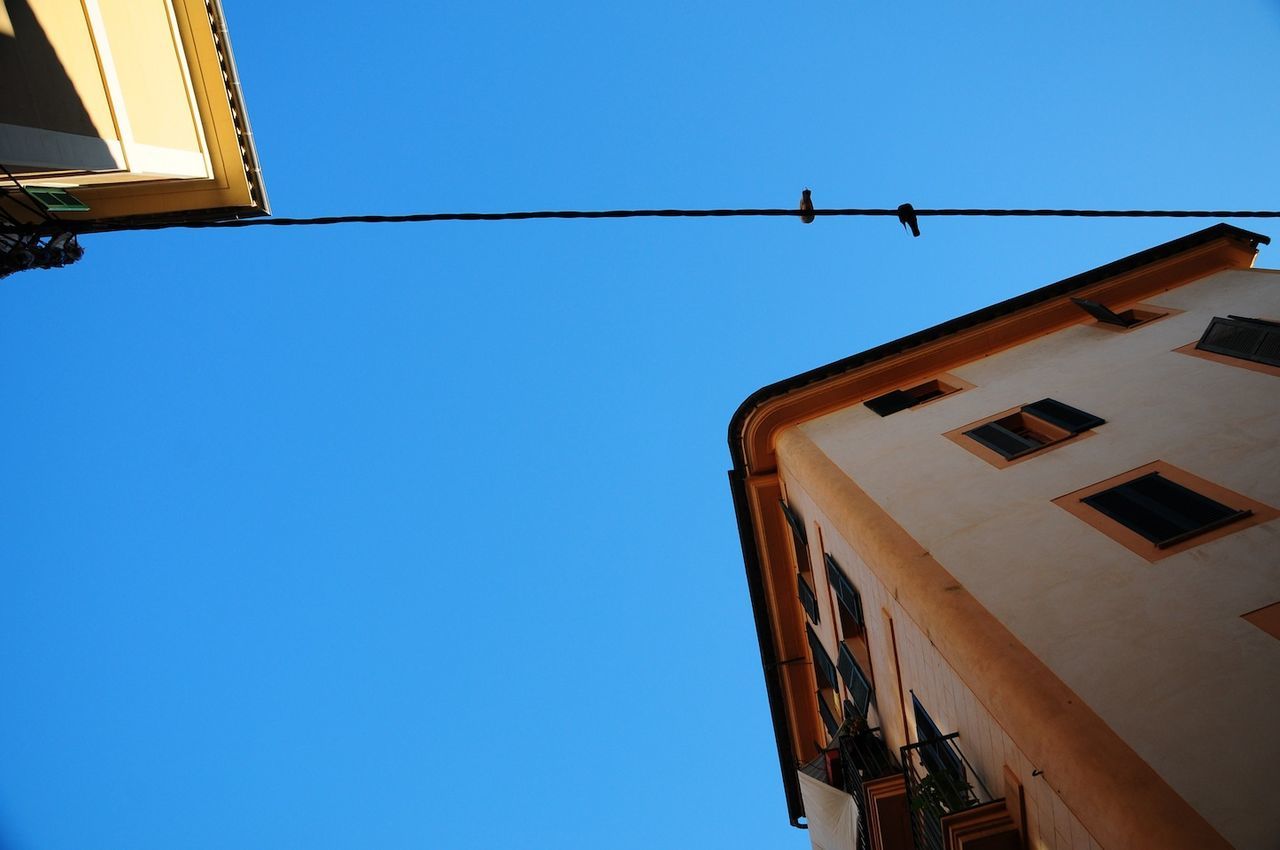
897;203;921;237
799;188;815;224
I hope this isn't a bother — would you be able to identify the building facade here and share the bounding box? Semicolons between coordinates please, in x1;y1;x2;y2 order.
728;224;1279;850
1;0;266;275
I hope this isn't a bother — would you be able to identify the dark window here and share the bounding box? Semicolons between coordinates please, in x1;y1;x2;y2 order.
912;695;963;780
1071;297;1138;327
964;398;1104;460
1021;398;1105;434
779;500;811;572
864;379;956;417
807;625;838;691
798;575;820;624
964;419;1046;459
1196;316;1280;367
1070;297;1167;329
1082;472;1252;548
817;692;840;738
838;642;873;718
824;554;864;629
780;499;807;545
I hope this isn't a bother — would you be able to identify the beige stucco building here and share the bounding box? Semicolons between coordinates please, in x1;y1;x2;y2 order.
1;0;265;274
728;224;1280;850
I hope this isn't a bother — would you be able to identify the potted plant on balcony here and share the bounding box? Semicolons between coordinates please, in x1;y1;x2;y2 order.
910;770;974;816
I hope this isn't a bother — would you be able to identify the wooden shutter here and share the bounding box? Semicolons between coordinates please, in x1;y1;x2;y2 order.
798;575;820;624
1070;297;1136;327
807;625;838;690
1082;472;1251;547
838;643;873;717
963;422;1042;459
779;500;807;545
1196;316;1280;367
1022;398;1105;433
817;693;840;737
864;389;918;417
824;554;864;625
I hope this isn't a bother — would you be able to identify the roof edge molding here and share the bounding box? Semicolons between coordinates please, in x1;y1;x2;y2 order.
729;224;1269;477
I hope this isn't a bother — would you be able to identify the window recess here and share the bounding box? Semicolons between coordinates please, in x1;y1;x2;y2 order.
779;499;812;572
957;398;1104;463
1081;472;1251;549
864;377;962;417
1053;461;1277;562
1071;297;1167;329
807;624;838;692
837;642;873;718
797;574;821;624
817;690;841;738
1195;316;1280;367
825;554;864;631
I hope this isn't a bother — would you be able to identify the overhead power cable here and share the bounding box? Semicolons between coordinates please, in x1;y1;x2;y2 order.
5;204;1280;237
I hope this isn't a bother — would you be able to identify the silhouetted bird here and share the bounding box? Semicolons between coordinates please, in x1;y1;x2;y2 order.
799;189;815;224
897;203;921;237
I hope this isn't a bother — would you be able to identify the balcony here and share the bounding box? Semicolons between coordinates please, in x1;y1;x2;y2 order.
901;733;1019;850
799;725;905;850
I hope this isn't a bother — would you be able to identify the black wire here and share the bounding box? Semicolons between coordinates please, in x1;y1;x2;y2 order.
7;205;1280;237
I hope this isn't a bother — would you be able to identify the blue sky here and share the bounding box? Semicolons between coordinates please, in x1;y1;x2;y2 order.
2;2;1279;849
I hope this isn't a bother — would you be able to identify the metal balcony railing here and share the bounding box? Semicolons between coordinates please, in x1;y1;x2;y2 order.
799;725;900;850
900;733;995;850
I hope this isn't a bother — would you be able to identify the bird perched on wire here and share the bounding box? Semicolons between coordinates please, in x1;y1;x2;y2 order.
799;188;815;224
897;203;921;237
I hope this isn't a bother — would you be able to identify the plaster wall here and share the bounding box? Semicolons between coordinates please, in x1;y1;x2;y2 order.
0;0;117;139
780;466;1096;850
97;0;203;153
798;267;1280;850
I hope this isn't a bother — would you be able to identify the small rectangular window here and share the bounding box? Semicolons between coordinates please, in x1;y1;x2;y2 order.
837;642;873;718
779;499;807;545
958;398;1103;462
964;417;1052;459
1054;461;1277;562
1081;472;1251;548
779;500;811;573
912;695;963;780
1020;398;1106;433
807;625;838;691
1070;297;1169;330
1195;316;1280;367
1071;297;1138;327
817;691;841;738
865;378;959;417
824;554;864;628
798;575;820;624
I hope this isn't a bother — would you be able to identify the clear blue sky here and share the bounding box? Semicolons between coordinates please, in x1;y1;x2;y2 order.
2;2;1278;849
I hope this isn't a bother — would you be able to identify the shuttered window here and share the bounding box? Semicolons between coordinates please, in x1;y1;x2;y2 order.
779;500;811;573
798;575;820;624
824;554;864;627
912;695;963;780
864;379;956;417
779;499;807;545
807;625;838;691
1071;297;1139;327
864;389;917;417
963;398;1104;461
1082;472;1252;548
838;642;873;718
818;692;840;738
1196;316;1280;367
1021;398;1105;433
964;421;1044;459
